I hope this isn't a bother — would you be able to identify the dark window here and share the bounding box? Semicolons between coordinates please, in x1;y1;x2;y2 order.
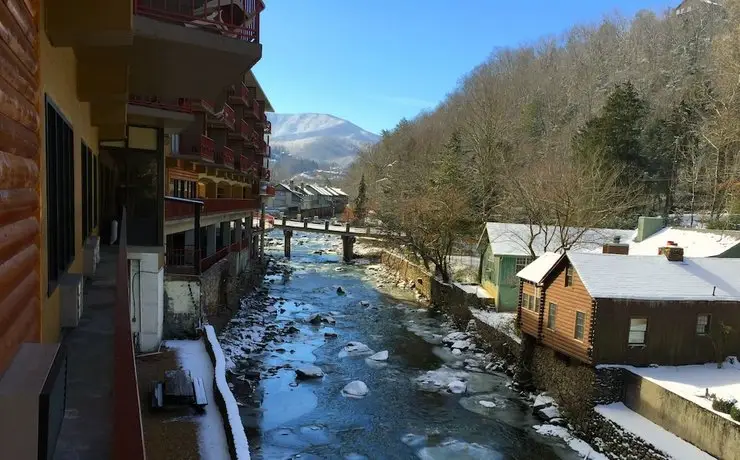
696;314;711;335
81;142;94;241
565;265;573;287
93;154;98;227
629;318;648;346
547;303;557;329
46;98;75;294
574;311;585;340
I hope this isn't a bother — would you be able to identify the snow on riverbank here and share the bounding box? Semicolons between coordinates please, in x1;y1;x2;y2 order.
595;403;714;459
205;325;252;460
165;339;230;460
469;309;521;344
599;357;740;425
535;425;608;460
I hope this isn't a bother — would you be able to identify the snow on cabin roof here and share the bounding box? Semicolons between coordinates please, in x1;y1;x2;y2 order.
327;187;348;196
277;183;305;197
568;252;740;301
630;227;740;257
481;222;636;257
517;252;564;284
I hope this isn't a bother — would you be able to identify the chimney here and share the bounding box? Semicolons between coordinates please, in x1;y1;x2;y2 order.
602;235;629;255
661;245;684;262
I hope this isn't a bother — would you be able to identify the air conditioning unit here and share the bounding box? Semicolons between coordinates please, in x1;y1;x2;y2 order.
83;236;100;277
60;273;84;328
0;343;67;460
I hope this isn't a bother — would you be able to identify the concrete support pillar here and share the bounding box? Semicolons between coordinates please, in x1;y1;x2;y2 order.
206;224;217;256
220;221;231;247
284;230;293;258
341;235;356;264
234;219;243;247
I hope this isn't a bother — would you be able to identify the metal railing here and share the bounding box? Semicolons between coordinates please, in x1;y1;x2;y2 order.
227;83;250;105
165;197;260;220
113;209;146;460
129;95;192;113
237;154;249;172
215;146;235;168
199;134;215;161
133;0;263;43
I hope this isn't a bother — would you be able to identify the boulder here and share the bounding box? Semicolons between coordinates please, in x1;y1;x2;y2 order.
342;380;369;398
295;365;324;379
307;313;336;325
447;380;467;394
368;350;389;361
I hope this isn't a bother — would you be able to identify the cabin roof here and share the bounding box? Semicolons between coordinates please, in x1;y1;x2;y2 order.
567;252;740;302
516;252;564;284
631;227;740;257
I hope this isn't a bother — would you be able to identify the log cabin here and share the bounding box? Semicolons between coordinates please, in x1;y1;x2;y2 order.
517;244;740;366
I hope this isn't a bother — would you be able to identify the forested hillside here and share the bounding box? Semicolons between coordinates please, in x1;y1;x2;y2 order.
344;4;740;278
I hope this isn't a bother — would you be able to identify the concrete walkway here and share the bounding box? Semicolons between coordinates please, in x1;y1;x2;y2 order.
54;247;118;460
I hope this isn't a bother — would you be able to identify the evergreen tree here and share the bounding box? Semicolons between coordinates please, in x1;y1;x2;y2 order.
573;81;647;179
354;174;367;223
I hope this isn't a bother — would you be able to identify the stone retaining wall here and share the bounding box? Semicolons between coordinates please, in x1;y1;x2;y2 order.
163;274;201;339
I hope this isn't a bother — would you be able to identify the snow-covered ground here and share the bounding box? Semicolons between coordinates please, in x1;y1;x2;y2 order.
165;338;231;460
595;403;714;460
600;357;740;425
534;425;607;460
469;309;521;344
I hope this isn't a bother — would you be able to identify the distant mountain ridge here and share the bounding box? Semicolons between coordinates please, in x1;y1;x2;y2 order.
267;113;379;167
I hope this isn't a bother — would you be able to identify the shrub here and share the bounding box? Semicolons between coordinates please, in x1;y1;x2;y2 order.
730;405;740;422
712;397;736;414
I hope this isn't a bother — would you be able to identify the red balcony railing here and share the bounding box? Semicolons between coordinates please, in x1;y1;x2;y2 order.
129;95;192;113
238;154;249;172
196;134;215;162
240;119;254;140
265;184;276;196
192;99;215;113
133;0;263;43
227;83;250;105
264;120;271;134
215;146;235;168
201;246;230;272
165;198;260;220
114;209;146;460
260;166;270;181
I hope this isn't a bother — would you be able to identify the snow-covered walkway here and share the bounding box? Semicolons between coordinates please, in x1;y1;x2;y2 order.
166;339;231;460
595;403;714;460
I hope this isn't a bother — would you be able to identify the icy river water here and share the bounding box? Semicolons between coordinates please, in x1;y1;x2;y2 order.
219;232;582;460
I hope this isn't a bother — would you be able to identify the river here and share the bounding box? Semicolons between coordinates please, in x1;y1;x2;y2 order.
218;232;581;460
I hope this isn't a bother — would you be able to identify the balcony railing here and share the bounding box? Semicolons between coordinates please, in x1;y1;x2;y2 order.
237;154;249;172
196;134;215;161
260;166;270;181
133;0;263;43
165;198;260;220
264;120;271;134
227;83;250;106
192;99;215;114
129;95;192;113
114;208;147;460
166;238;251;273
210;104;236;130
215;146;235;168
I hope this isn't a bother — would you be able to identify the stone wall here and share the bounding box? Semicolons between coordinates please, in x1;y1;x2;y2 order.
575;413;671;460
201;259;230;317
624;372;740;460
163;275;202;339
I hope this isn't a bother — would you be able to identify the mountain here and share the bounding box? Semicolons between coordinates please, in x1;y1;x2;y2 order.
267;113;380;168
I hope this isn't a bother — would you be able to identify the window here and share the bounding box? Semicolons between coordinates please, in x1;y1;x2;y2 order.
629;318;648;346
81;142;95;242
45;98;75;294
515;256;533;273
565;265;573;287
547;303;557;329
92;154;98;228
696;314;711;335
521;293;529;309
574;311;585;340
521;292;539;312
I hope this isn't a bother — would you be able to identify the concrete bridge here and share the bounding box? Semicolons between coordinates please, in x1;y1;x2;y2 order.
271;218;388;262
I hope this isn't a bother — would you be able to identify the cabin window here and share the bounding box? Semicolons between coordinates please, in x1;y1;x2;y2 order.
629;318;648;346
565;265;573;286
696;314;711;335
521;293;529;309
574;311;585;340
45;98;76;294
547;303;557;329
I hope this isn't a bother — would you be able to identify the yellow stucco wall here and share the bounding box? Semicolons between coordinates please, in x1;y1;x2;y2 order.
39;25;99;343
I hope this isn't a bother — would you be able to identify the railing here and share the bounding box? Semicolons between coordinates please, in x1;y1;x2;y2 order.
165;245;200;267
265;184;275;196
201;246;230;272
251;99;262;120
198;134;215;161
238;154;249;172
239;119;254;139
133;0;263;43
215;146;235;168
260;166;270;181
165;197;260;220
264;120;271;134
192;99;215;113
227;83;250;105
129;94;192;113
222;104;236;128
113;209;147;460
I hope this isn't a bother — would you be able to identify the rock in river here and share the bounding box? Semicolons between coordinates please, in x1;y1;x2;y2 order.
307;313;336;325
367;350;389;361
295;365;324;380
338;341;374;358
342;380;369;398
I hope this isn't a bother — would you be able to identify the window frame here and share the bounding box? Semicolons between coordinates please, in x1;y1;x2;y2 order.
574;311;585;341
515;256;533;274
565;265;573;287
696;314;711;336
628;317;648;347
547;302;557;330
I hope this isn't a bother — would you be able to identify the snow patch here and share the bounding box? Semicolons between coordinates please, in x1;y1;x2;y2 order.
535;424;607;460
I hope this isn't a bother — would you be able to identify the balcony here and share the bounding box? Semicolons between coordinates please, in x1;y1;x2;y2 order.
128;95;196;131
192;99;216;114
260;166;271;181
215;146;235;169
227;83;250;106
209;104;236;130
165;198;260;221
230;119;255;141
128;0;265;99
129;95;192;112
264;120;271;134
166;236;250;274
237;154;250;172
177;134;215;162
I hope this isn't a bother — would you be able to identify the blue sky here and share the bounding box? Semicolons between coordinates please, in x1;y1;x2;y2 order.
256;0;675;134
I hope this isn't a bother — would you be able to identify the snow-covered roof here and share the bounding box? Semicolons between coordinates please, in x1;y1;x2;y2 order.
568;252;740;301
481;222;636;257
631;227;740;257
517;252;564;284
327;187;348;196
277;183;305;197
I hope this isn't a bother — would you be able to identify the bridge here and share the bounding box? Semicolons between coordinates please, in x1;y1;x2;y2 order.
270;217;389;262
